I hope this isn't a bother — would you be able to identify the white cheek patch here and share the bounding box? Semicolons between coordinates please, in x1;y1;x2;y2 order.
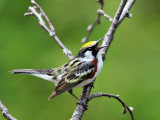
96;48;103;58
84;51;94;60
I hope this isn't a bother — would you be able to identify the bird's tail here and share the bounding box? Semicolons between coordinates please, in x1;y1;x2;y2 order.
11;69;57;83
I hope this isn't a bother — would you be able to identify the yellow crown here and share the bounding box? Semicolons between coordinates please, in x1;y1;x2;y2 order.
80;41;96;49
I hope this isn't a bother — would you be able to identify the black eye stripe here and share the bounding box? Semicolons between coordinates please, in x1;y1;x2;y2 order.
76;45;98;58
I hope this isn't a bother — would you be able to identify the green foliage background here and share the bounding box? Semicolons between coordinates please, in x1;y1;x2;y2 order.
0;0;160;120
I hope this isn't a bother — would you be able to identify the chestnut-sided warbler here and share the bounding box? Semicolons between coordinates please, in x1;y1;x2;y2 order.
12;38;105;100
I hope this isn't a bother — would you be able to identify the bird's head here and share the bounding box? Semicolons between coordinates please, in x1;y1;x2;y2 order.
77;38;104;60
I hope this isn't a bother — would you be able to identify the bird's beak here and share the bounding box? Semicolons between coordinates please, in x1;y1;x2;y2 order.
95;38;105;51
96;38;104;44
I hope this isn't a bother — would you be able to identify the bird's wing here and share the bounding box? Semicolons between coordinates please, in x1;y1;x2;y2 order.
51;58;80;77
49;60;97;99
65;60;95;83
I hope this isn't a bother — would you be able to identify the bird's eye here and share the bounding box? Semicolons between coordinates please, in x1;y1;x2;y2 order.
88;47;91;50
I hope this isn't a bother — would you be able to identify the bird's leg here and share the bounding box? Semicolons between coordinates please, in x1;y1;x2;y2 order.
68;89;80;101
68;89;88;110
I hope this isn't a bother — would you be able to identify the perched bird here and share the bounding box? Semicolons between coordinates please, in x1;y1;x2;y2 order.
12;38;105;100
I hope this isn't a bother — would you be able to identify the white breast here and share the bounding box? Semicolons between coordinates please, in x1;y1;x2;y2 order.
76;55;103;87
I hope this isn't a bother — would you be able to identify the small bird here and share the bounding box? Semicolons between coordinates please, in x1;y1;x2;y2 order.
12;38;105;100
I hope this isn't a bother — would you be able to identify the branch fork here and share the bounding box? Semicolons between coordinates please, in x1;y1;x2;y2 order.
24;0;74;60
98;9;113;23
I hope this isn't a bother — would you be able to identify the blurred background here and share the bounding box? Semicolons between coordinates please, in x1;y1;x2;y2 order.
0;0;160;120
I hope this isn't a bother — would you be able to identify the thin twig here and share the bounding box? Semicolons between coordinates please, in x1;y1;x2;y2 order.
88;93;134;120
0;101;17;120
24;0;74;60
102;0;128;60
31;0;55;32
119;0;136;23
81;0;104;43
98;9;113;23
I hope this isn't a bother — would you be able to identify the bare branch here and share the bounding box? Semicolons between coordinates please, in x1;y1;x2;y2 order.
0;101;17;120
88;93;134;120
31;0;54;32
101;0;128;60
81;0;104;43
119;0;136;23
98;9;113;23
102;0;135;60
25;0;74;60
70;83;94;120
